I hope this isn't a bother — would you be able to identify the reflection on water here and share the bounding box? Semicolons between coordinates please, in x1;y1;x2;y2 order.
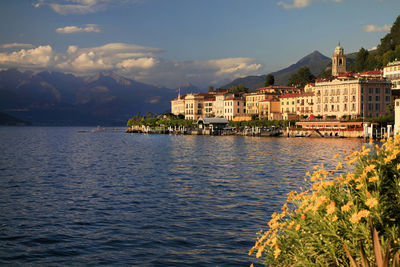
0;127;363;266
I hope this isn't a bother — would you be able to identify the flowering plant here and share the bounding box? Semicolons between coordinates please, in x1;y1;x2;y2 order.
250;136;400;266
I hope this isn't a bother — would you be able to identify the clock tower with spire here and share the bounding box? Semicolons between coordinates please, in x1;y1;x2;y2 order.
332;42;346;76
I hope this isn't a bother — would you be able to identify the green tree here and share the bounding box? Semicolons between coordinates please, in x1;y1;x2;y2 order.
353;47;369;71
287;66;315;87
317;68;332;79
265;74;275;86
208;85;214;92
229;84;249;93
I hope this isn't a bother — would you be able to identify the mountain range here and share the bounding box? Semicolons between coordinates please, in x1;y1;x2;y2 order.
223;50;332;90
0;69;177;126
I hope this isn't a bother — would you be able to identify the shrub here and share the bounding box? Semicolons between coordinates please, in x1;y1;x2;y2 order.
249;136;400;266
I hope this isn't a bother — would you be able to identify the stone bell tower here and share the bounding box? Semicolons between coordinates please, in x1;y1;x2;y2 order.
332;42;346;76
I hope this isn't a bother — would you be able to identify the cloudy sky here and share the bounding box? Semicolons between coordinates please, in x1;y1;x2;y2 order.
0;0;398;88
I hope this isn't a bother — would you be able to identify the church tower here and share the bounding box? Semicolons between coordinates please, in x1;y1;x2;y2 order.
332;42;346;76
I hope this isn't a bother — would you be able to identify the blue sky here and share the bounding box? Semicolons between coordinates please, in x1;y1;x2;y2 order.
0;0;398;88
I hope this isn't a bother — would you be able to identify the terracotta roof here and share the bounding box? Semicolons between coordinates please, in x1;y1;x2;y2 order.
279;93;301;99
358;70;382;75
299;92;314;97
337;71;354;77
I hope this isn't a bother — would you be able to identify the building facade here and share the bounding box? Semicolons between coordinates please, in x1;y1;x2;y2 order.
383;60;400;90
314;77;391;119
223;96;246;121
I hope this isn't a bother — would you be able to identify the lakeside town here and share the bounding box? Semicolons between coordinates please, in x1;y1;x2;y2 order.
156;43;400;138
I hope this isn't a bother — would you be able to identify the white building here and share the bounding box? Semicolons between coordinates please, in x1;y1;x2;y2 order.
383;59;400;91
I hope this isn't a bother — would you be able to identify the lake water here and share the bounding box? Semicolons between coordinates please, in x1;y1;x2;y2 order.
0;127;363;266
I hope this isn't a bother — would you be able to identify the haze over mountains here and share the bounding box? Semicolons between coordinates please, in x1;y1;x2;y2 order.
0;50;357;126
0;69;176;125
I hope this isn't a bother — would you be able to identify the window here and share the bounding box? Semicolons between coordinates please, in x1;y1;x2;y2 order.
369;88;373;94
386;96;390;102
386;88;390;94
376;88;380;94
369;103;373;110
352;96;356;102
376;95;380;101
344;103;347;111
369;96;372;102
376;103;380;111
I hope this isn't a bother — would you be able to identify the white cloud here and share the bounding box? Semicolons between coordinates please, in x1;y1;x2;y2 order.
363;24;392;32
117;58;158;70
277;0;343;9
34;0;139;15
56;24;101;34
0;45;53;68
0;43;33;49
278;0;312;9
0;43;263;88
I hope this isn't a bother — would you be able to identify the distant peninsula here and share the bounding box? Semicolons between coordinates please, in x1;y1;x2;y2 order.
0;112;31;126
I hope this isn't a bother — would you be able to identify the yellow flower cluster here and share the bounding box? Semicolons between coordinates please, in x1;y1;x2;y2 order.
249;136;400;264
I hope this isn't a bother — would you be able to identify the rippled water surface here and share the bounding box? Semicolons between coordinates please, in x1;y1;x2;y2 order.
0;127;363;266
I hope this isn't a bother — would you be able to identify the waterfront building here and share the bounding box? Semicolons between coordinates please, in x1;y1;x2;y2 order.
312;44;392;119
184;93;205;120
202;94;216;118
332;42;347;76
245;93;269;115
280;93;299;120
214;91;234;118
259;97;280;120
296;92;314;117
314;74;391;119
171;91;185;116
383;59;400;91
223;96;246;121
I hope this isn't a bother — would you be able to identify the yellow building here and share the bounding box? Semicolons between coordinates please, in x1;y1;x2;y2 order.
245;93;268;115
184;94;204;120
314;73;391;119
280;93;299;120
259;97;280;120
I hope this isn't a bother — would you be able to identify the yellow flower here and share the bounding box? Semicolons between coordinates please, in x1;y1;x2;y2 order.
368;176;379;183
350;209;370;224
333;153;339;159
365;197;378;209
287;221;295;229
326;201;336;215
336;162;343;170
332;215;338;222
397;163;400;170
295;224;301;231
341;201;352;212
274;244;281;259
364;164;376;173
356;183;364;190
384;153;397;163
301;214;306;220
